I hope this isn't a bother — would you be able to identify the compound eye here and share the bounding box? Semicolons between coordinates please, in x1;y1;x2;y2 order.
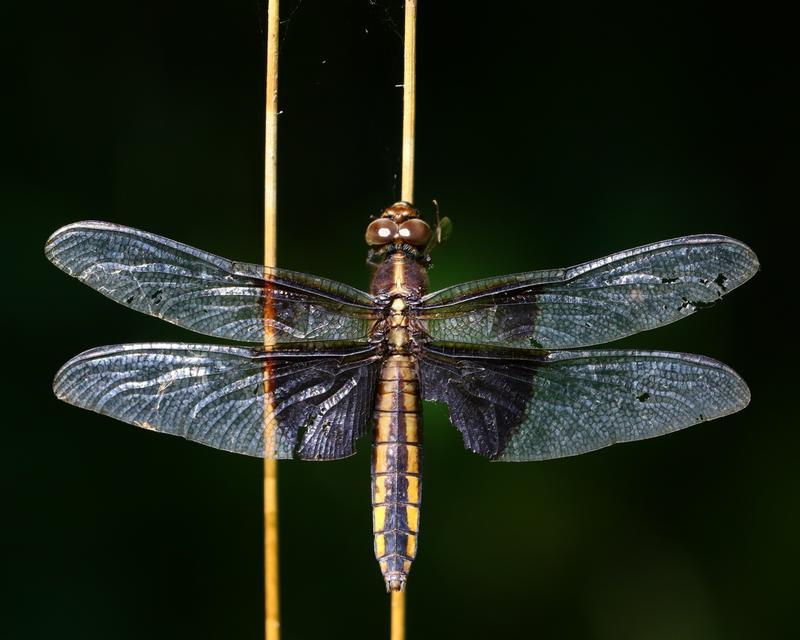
397;218;432;246
365;218;398;245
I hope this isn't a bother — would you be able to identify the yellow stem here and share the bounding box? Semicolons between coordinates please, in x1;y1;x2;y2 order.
263;1;280;639
391;590;407;640
401;0;417;205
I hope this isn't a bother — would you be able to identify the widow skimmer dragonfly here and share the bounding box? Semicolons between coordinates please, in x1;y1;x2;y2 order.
46;202;758;591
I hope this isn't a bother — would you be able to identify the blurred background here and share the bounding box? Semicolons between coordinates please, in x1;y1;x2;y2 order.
3;1;794;638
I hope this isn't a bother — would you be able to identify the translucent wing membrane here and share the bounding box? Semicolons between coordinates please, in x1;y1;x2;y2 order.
420;235;759;349
48;223;757;465
54;343;381;459
420;345;750;461
45;222;376;343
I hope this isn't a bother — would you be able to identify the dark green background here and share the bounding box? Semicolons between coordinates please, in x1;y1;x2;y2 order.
4;1;794;638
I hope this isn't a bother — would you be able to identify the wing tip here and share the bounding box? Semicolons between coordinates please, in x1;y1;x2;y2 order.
641;234;760;287
51;345;108;401
666;352;751;421
725;370;751;414
622;233;761;281
690;234;760;286
44;220;117;268
716;235;760;283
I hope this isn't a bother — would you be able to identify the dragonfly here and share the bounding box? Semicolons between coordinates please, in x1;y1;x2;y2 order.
46;202;759;591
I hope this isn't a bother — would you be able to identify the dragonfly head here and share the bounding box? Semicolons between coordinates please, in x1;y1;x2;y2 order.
365;201;432;248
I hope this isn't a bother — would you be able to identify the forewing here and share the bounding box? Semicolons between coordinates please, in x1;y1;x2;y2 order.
45;221;376;343
53;342;381;460
420;345;750;461
421;235;758;349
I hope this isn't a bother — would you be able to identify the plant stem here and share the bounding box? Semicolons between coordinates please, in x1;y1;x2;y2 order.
263;1;280;639
401;0;417;204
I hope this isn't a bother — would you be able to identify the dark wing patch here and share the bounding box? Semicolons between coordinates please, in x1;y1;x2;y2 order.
420;344;750;461
420;235;758;349
45;221;376;343
54;342;381;460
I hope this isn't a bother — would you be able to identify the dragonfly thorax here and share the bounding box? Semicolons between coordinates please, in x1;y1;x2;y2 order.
369;251;430;300
386;297;412;354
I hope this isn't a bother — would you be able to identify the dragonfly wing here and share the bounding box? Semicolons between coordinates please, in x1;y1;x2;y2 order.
54;342;382;460
420;344;750;460
420;235;759;349
45;221;377;343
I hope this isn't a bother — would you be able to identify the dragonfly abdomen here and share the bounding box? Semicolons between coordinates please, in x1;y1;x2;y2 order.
371;354;422;592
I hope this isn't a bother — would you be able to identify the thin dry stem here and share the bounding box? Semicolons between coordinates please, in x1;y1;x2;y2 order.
401;0;417;204
391;590;406;640
263;0;280;639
